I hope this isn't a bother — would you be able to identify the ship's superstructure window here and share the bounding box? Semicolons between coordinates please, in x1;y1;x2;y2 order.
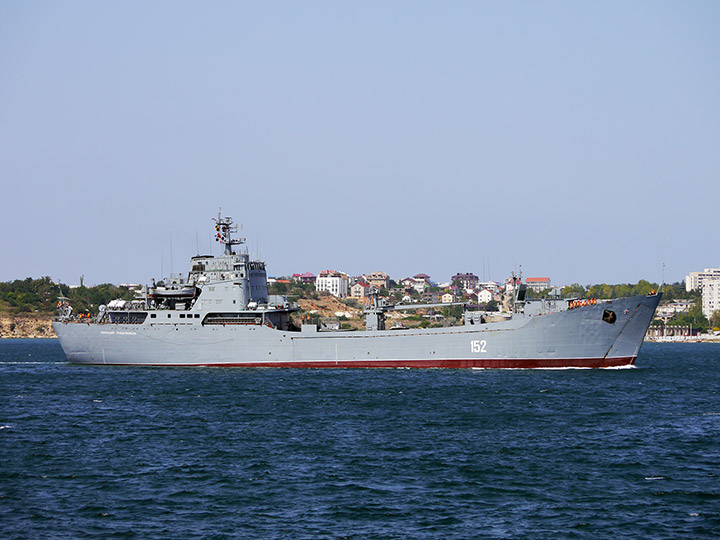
107;312;148;324
150;314;156;318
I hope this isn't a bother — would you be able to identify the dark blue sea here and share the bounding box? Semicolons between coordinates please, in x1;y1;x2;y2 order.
1;340;718;539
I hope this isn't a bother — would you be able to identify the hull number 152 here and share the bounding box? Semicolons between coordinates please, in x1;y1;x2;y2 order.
471;340;487;353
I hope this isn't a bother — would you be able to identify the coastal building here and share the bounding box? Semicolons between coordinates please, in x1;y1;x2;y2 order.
315;270;349;298
646;325;699;340
655;300;694;320
441;292;456;303
292;272;316;284
477;288;493;304
504;277;516;293
452;273;479;291
350;282;371;298
400;277;428;293
365;271;390;290
686;268;720;292
526;277;551;293
477;281;499;293
701;277;720;320
413;274;431;283
119;283;142;290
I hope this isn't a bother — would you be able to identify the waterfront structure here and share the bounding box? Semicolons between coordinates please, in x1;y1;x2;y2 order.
53;211;661;369
316;270;349;298
701;277;720;320
686;268;720;292
646;325;699;340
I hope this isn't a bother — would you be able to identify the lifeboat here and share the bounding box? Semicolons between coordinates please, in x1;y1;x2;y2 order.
147;285;198;300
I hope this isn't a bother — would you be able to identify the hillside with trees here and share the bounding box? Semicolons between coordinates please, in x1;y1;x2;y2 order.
0;277;135;317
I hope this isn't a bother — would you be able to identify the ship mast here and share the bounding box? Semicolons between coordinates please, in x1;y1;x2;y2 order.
212;208;246;255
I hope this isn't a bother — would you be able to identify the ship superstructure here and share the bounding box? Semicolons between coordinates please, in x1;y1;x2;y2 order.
53;211;661;368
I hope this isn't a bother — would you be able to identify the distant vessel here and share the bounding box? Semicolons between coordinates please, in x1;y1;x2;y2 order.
53;211;661;368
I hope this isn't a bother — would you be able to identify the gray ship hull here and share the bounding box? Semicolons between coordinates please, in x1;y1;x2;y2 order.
53;294;660;368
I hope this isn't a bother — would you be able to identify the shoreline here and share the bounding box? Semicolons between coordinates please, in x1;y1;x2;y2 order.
0;314;55;339
645;336;720;343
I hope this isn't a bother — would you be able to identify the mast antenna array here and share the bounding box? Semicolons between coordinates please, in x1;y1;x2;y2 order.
212;208;246;255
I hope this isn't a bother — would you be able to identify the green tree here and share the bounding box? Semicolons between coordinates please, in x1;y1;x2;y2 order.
562;283;585;298
710;310;720;331
666;298;708;333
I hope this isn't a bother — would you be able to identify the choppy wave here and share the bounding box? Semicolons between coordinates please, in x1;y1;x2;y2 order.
0;340;718;539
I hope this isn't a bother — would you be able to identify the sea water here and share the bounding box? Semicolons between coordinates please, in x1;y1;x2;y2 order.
1;340;718;539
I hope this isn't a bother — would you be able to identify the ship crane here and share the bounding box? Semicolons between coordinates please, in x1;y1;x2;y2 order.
363;289;467;331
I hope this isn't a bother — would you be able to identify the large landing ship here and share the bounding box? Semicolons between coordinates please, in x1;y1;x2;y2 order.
53;211;661;368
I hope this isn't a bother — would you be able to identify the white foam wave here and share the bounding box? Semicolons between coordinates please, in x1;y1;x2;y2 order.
603;364;637;370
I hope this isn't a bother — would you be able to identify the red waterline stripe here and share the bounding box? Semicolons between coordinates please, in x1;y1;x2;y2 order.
81;357;637;369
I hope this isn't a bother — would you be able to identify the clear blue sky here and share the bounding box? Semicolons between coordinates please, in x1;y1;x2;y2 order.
1;1;718;287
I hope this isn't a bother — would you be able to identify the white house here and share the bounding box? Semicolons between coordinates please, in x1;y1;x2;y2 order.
441;292;456;303
526;277;551;292
350;282;370;297
505;277;516;293
316;270;349;298
400;277;427;293
477;288;493;304
477;281;499;293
